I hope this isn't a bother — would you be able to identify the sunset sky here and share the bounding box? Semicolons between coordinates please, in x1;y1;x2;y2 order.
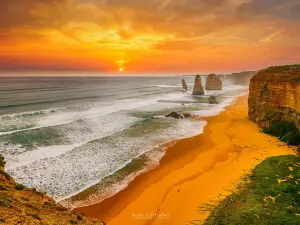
1;0;300;74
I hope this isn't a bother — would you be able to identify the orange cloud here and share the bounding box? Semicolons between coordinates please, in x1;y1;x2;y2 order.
1;0;300;73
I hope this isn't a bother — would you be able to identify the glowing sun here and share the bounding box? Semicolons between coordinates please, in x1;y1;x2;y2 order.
119;67;124;72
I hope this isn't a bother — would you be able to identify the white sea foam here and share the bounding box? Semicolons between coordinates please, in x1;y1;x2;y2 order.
149;85;181;88
0;91;186;136
4;114;140;169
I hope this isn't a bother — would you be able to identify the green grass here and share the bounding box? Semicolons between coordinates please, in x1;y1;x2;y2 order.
203;155;300;225
15;183;26;191
263;121;300;146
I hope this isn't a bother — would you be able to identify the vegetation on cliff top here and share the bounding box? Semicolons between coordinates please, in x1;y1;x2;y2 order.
0;155;106;225
203;155;300;225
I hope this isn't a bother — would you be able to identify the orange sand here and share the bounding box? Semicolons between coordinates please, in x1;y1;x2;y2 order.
75;95;296;225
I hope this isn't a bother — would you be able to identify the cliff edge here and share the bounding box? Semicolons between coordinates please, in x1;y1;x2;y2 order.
0;155;105;224
248;65;300;130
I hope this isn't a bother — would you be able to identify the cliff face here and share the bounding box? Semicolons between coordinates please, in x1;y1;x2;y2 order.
206;74;222;90
0;155;105;224
182;79;188;90
248;65;300;130
192;75;204;95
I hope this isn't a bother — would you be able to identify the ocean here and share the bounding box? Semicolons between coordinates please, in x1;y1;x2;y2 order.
0;75;247;208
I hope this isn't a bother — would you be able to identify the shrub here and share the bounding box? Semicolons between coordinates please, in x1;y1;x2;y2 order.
69;220;78;224
56;206;67;211
280;132;300;145
44;201;55;206
15;183;26;191
0;184;7;191
0;218;5;222
21;197;29;201
280;183;297;194
32;214;40;220
0;199;10;207
77;215;83;221
263;121;300;146
0;155;5;169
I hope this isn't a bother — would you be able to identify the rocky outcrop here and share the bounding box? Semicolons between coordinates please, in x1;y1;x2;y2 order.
208;96;219;104
206;74;222;90
192;75;204;95
183;112;192;118
166;112;184;119
0;155;105;224
182;79;188;90
248;65;300;130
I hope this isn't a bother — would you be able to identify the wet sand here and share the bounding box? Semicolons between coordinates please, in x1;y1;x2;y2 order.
75;95;296;225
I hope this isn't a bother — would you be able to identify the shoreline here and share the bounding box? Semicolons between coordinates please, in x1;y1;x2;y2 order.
75;95;296;225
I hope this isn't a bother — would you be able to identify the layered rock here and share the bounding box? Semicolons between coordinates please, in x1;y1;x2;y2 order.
182;79;188;90
248;65;300;130
206;74;222;90
192;75;204;95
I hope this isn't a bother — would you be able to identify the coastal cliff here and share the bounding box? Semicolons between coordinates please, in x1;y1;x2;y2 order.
192;75;204;95
206;74;222;90
232;71;257;85
0;155;105;224
219;71;257;85
248;65;300;130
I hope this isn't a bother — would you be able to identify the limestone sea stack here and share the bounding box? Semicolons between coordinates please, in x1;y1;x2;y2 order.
206;73;222;90
192;75;204;95
182;79;188;90
248;65;300;130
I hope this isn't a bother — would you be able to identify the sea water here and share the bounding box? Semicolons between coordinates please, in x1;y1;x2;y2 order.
0;75;247;208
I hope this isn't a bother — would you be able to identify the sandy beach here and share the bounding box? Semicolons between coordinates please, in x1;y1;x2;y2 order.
75;95;296;225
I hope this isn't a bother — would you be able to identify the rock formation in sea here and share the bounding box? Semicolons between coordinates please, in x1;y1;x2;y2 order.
192;75;205;95
0;155;106;225
248;65;300;130
183;112;192;118
208;96;219;104
166;111;184;119
182;79;188;90
206;74;222;90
